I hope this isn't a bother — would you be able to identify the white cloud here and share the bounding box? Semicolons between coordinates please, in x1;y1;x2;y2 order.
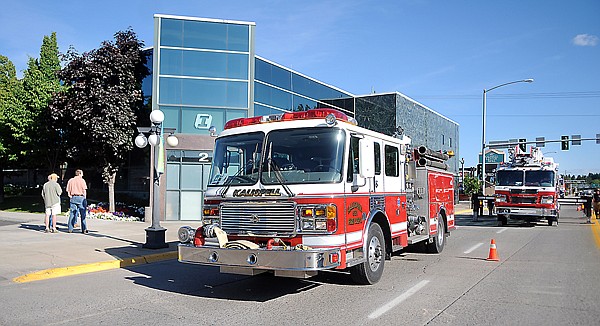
572;34;599;46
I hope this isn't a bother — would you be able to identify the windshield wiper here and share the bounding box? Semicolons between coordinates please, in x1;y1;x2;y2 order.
264;144;295;197
220;159;255;198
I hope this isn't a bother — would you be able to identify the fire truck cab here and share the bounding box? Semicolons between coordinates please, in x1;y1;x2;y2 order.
177;109;455;284
494;147;560;226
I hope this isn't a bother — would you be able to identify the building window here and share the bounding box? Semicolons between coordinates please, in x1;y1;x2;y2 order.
160;49;249;79
160;18;249;52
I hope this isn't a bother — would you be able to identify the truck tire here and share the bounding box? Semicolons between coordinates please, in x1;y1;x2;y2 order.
426;216;445;253
548;211;559;226
351;223;385;285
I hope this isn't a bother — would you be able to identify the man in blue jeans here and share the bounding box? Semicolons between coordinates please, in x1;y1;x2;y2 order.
66;169;88;233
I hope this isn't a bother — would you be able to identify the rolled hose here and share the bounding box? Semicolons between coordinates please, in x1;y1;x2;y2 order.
224;240;260;249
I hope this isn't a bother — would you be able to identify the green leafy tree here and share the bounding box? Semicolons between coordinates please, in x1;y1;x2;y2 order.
0;55;27;202
20;32;65;171
463;175;481;196
50;28;149;212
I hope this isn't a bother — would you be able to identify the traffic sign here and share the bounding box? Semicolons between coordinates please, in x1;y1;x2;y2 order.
536;137;545;147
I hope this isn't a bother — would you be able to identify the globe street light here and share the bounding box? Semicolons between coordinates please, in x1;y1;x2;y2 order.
481;79;533;195
135;109;178;249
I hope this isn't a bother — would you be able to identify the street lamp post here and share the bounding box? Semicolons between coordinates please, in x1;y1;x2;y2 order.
135;109;178;249
460;158;465;183
59;162;68;183
481;78;533;195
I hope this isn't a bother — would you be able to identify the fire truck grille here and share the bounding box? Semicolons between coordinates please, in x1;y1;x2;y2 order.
510;196;537;204
219;202;296;236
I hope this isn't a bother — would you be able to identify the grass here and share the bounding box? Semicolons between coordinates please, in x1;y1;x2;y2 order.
0;196;46;213
0;195;71;213
1;186;147;215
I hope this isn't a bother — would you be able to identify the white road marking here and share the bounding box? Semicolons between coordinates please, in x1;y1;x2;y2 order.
368;280;430;319
464;242;484;254
496;228;508;234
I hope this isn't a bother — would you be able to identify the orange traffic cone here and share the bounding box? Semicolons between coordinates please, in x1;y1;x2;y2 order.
486;239;500;261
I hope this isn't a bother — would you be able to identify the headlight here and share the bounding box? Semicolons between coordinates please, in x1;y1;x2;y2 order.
541;195;554;204
298;204;337;233
495;194;507;203
202;202;220;226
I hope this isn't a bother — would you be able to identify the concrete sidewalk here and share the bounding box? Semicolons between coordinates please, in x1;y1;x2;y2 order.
0;202;475;284
0;210;190;284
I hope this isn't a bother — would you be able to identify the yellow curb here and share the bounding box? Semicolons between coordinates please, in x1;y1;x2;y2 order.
592;213;600;249
455;208;473;215
13;251;178;283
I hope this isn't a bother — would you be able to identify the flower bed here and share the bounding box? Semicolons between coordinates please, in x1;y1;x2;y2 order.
85;202;144;222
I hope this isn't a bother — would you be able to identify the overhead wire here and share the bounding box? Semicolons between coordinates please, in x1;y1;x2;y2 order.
413;91;600;100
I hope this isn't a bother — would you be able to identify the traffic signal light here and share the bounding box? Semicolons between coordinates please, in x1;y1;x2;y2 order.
561;135;569;151
518;139;526;152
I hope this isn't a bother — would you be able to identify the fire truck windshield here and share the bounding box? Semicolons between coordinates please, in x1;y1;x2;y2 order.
496;170;524;186
262;127;345;185
209;132;264;186
496;170;555;187
208;128;346;187
524;170;555;187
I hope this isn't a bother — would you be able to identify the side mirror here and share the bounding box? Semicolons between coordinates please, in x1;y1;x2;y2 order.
359;138;375;178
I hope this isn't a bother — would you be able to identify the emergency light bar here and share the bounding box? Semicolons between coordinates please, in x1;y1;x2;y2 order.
224;108;353;130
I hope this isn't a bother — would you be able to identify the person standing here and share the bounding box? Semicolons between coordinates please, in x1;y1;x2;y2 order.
66;169;88;233
42;173;62;233
593;189;600;220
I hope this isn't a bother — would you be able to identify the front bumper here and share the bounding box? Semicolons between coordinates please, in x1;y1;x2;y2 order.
496;206;558;218
178;243;341;271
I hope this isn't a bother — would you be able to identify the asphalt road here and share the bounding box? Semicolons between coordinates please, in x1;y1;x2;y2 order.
1;204;599;326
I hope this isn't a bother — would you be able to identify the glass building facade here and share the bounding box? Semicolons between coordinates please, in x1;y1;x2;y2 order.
150;14;458;221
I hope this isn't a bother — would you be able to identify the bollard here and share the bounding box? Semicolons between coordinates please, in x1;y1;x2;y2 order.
478;199;484;216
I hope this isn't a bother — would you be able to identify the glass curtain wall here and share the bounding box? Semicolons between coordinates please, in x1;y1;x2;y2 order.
154;15;255;220
254;57;355;116
156;16;254;135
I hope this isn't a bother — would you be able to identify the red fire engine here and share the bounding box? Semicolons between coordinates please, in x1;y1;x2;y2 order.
494;146;560;226
177;109;455;284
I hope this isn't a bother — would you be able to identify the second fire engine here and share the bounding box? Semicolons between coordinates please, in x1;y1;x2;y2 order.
177;109;456;284
494;146;561;226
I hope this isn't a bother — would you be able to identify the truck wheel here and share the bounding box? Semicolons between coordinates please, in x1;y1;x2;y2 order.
426;217;445;253
351;223;385;285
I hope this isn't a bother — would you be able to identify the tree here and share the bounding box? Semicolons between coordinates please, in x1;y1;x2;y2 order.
463;175;481;196
50;28;149;212
21;32;65;172
0;54;27;202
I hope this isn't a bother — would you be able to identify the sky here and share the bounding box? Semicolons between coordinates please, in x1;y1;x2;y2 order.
1;0;599;175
